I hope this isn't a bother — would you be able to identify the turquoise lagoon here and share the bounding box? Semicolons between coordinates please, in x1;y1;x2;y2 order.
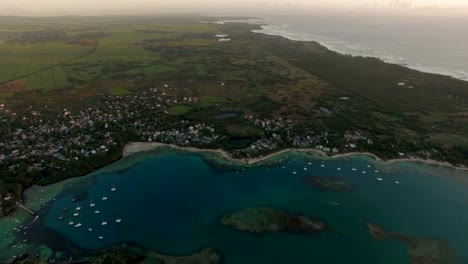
22;150;468;262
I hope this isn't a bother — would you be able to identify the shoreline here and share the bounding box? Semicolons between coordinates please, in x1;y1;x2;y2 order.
123;142;468;171
229;19;468;81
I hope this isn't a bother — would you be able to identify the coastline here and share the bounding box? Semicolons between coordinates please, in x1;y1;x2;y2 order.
123;142;468;171
243;20;468;81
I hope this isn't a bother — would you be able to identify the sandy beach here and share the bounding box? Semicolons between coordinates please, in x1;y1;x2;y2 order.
123;142;468;171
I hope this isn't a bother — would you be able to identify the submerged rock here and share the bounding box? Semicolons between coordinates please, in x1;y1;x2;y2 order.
220;207;326;234
149;247;222;264
304;176;352;192
365;222;456;264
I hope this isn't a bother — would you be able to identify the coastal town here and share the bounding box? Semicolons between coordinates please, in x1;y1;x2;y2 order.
0;81;460;217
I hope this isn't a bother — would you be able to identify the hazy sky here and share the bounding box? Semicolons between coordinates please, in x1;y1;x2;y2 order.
1;0;468;16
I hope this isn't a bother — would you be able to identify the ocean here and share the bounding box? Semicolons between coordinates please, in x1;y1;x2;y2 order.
3;149;468;263
251;11;468;80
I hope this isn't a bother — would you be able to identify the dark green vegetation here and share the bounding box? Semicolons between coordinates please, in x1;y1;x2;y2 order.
220;207;326;234
366;222;456;264
0;15;467;218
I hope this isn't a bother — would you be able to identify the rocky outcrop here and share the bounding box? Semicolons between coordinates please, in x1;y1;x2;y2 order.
220;207;326;234
365;222;456;264
304;176;352;192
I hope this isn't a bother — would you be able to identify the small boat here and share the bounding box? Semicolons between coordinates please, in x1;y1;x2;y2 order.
63;208;68;211
292;171;297;175
88;228;93;232
395;181;400;184
303;168;308;171
90;201;95;207
115;219;122;223
72;198;77;202
101;221;107;226
307;162;312;165
75;205;81;211
98;236;104;240
74;223;82;228
320;164;325;167
352;168;357;171
73;213;79;217
376;178;383;182
102;196;108;201
94;210;100;214
375;170;379;173
68;221;74;226
337;168;342;171
111;187;116;192
58;216;64;220
362;171;367;174
367;165;371;168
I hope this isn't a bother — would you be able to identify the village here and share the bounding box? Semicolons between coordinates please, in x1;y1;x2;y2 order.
0;82;426;213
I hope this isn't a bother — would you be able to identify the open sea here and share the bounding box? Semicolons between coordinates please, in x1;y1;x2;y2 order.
4;149;467;263
251;11;468;80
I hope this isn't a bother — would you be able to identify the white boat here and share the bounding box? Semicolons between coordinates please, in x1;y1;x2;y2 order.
292;171;297;175
395;181;400;184
376;178;383;182
337;168;342;171
307;162;312;165
320;164;325;167
94;210;100;214
111;187;116;192
367;165;371;168
73;213;79;217
88;228;93;232
75;206;81;211
375;170;379;173
115;219;122;223
68;221;74;226
362;171;367;174
90;201;95;207
98;236;104;240
101;221;107;226
102;196;108;201
74;223;82;228
303;168;308;171
352;168;357;171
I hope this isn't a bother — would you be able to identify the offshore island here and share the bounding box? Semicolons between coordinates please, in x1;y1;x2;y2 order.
0;15;467;264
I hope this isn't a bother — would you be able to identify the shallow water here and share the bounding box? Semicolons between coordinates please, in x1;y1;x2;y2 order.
33;150;468;263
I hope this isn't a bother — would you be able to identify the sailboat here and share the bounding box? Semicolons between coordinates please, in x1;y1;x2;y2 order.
90;201;96;207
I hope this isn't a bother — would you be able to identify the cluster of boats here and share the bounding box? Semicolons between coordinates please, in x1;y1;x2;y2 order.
59;186;121;240
290;162;401;185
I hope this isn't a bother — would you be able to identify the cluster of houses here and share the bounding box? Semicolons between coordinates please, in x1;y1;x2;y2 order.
0;85;219;180
0;83;380;206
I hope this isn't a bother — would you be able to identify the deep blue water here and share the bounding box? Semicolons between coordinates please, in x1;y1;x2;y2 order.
42;151;468;263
